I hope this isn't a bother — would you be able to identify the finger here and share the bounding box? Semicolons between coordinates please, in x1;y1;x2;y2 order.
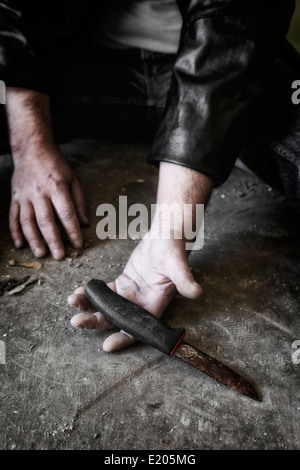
70;312;98;329
9;200;24;248
70;312;114;330
72;282;116;297
68;292;98;313
166;253;202;299
35;197;65;260
51;186;83;249
19;202;47;258
103;331;138;352
73;282;116;295
69;282;120;330
114;274;141;305
93;311;115;329
74;286;85;295
71;177;89;226
68;282;117;318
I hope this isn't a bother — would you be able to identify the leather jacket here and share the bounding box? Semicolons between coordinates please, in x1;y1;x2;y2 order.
0;0;296;186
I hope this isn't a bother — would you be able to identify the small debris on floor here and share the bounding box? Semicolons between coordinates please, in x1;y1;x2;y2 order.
7;276;39;295
0;276;29;296
8;259;42;269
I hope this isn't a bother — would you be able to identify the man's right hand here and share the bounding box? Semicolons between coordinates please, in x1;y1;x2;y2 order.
6;87;88;260
68;162;212;352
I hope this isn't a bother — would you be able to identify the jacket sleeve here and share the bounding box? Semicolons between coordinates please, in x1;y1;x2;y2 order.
0;0;65;94
147;0;295;187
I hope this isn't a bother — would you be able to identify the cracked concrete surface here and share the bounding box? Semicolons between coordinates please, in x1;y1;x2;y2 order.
0;141;299;450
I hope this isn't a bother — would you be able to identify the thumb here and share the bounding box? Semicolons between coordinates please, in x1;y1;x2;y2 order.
166;251;202;299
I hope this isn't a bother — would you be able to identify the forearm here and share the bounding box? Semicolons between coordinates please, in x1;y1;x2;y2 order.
151;161;213;239
5;87;55;159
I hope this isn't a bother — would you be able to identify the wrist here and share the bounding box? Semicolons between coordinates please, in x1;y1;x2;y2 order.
11;139;58;166
6;87;55;159
149;205;204;249
156;161;213;205
151;162;212;244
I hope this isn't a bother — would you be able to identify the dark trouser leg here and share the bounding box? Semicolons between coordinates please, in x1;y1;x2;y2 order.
0;44;175;150
240;41;300;212
50;43;175;144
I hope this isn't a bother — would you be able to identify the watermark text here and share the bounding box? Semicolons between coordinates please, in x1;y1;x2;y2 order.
96;196;204;250
0;80;6;104
292;340;300;364
291;80;300;105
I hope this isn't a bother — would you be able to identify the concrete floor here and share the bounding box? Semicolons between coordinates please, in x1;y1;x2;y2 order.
0;141;299;450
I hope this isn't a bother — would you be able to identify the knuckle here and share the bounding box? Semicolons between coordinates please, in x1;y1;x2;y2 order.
60;208;75;223
9;211;18;224
46;237;61;249
115;274;138;296
20;214;34;226
11;192;20;203
32;183;42;193
37;214;54;228
51;177;68;193
28;237;42;247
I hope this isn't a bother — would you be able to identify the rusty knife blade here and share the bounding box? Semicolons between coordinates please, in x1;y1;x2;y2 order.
173;340;260;401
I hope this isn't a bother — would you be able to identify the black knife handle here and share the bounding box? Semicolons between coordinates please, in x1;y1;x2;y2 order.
85;279;186;355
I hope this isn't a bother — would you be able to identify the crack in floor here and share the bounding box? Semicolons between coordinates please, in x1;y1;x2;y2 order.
74;355;165;420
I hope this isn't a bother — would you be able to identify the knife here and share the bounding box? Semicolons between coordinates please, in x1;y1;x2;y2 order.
85;279;260;401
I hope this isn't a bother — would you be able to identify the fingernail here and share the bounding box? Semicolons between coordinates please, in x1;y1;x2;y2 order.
34;247;45;258
53;249;64;260
73;239;83;249
83;215;89;226
14;239;22;248
67;295;76;306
